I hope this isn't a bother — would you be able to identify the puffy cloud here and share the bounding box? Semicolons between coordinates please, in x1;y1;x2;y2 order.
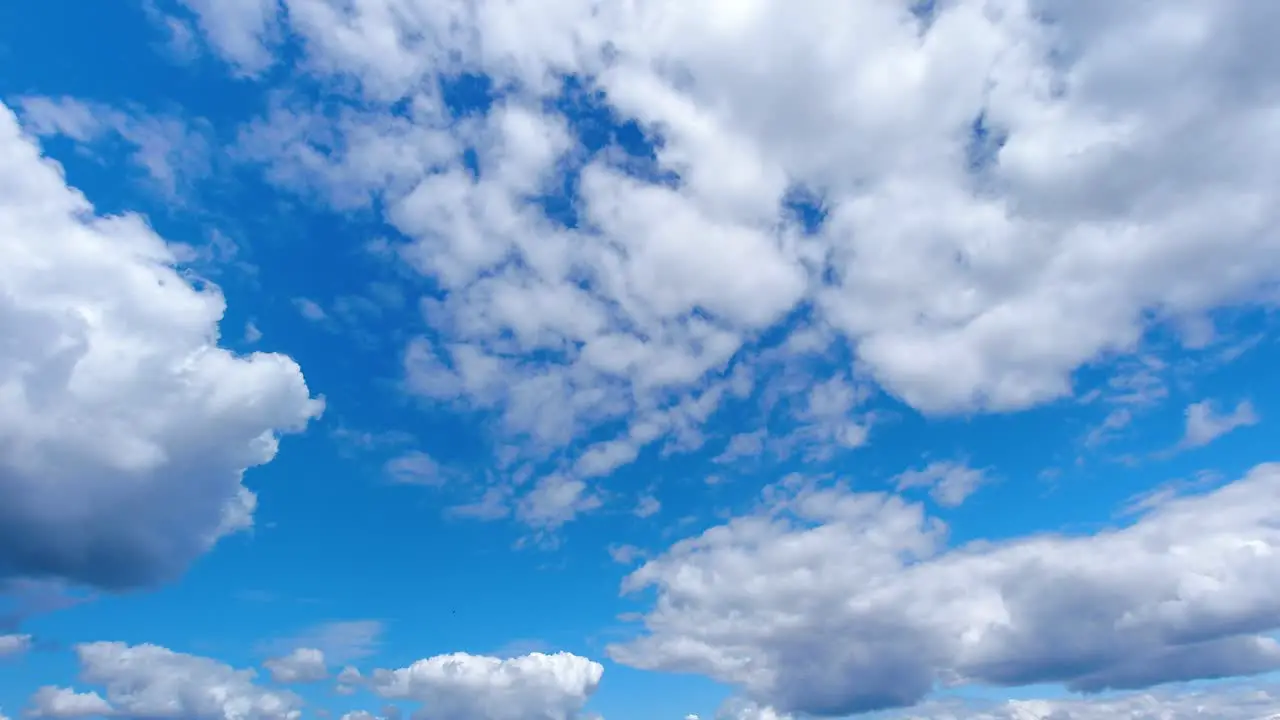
173;0;1280;509
57;642;303;720
610;463;1280;716
369;651;604;720
26;688;112;719
263;648;328;684
0;633;31;658
1181;399;1259;448
0;102;321;589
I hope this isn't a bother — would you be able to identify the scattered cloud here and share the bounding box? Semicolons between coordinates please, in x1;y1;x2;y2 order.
261;621;384;667
16;96;212;200
264;648;328;684
895;461;988;508
0;633;31;659
1181;399;1259;449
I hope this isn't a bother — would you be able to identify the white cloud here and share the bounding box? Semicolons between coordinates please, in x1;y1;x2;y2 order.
634;494;661;519
0;102;321;589
175;0;281;76
516;475;602;530
1182;399;1259;449
174;0;1280;518
52;642;302;720
610;463;1280;716
26;687;113;719
263;648;328;684
369;651;604;720
0;633;32;658
16;96;211;199
895;461;987;508
384;451;445;486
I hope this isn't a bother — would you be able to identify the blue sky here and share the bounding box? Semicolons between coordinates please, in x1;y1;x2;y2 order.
2;1;1280;720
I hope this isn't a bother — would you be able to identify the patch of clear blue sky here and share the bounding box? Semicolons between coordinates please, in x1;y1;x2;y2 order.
3;2;1280;719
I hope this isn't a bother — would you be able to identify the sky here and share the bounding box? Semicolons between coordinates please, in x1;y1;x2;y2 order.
1;0;1280;719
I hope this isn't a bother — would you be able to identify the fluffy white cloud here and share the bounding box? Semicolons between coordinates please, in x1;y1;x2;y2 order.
55;642;303;720
0;633;31;658
369;651;603;720
263;648;328;684
610;463;1280;716
26;687;113;719
1181;399;1259;448
154;0;1280;538
0;102;321;589
175;0;1280;512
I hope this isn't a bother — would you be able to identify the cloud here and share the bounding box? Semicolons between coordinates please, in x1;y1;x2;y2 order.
895;461;988;508
0;102;321;590
609;463;1280;716
261;620;384;665
369;651;604;720
173;0;1280;523
25;688;113;719
887;681;1280;720
384;451;446;486
0;633;31;658
264;648;328;684
43;642;302;720
16;96;212;200
1181;399;1259;449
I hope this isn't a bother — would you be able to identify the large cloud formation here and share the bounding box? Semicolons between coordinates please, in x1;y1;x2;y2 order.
610;464;1280;716
156;0;1280;497
0;102;321;589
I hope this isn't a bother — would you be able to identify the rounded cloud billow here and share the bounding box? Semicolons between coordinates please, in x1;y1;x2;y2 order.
0;104;322;589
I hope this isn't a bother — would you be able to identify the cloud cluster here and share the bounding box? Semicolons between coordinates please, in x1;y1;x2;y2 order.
0;102;321;590
611;463;1280;716
150;0;1280;524
33;642;303;720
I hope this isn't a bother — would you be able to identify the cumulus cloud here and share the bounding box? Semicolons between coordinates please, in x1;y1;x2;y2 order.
263;648;328;684
42;642;302;720
176;0;1280;524
610;463;1280;716
26;687;112;719
0;102;321;590
0;633;31;658
369;651;603;720
1181;399;1259;449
